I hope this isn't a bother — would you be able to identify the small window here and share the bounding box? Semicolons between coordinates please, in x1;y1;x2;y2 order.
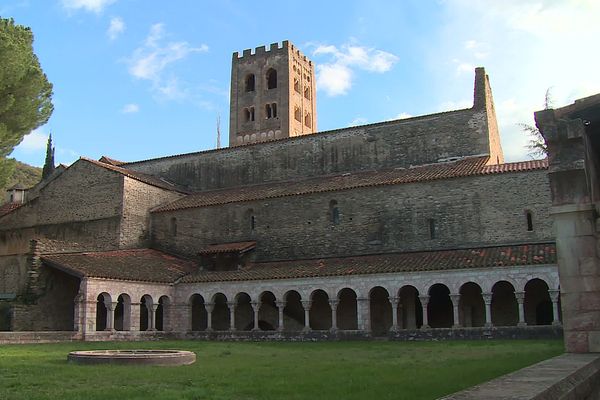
428;218;436;239
304;86;311;100
265;104;272;119
266;68;277;89
329;200;340;225
294;78;300;93
526;210;534;231
294;107;301;122
170;217;177;236
304;112;312;128
271;103;277;118
245;74;255;92
251;215;256;231
243;107;255;122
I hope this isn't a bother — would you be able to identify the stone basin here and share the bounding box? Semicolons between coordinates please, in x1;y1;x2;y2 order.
67;350;196;366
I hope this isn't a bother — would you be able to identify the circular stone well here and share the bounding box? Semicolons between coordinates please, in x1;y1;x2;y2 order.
67;350;196;366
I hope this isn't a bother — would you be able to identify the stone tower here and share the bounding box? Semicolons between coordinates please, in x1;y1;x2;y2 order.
229;40;317;147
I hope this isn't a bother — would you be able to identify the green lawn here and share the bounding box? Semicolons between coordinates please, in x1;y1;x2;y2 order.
0;339;563;400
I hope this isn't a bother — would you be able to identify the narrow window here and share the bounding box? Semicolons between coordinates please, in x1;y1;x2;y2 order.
330;200;340;225
294;107;301;122
304;112;312;128
265;104;272;119
272;103;277;118
526;210;534;231
170;217;177;236
294;78;300;93
245;74;255;92
251;215;256;231
304;86;311;100
244;108;250;122
249;106;255;121
428;218;436;239
266;68;277;89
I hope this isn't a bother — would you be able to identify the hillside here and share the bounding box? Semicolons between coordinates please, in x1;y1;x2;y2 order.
0;160;42;197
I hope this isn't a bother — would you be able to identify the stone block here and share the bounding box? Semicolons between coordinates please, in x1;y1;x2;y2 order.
565;331;589;353
588;331;600;353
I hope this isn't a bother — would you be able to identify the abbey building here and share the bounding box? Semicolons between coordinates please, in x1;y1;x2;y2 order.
0;41;562;339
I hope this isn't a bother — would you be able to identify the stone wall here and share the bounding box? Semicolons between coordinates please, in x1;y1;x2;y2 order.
152;168;552;261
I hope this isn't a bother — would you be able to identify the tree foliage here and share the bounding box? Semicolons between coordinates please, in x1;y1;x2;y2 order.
0;18;53;188
522;88;553;158
42;133;55;179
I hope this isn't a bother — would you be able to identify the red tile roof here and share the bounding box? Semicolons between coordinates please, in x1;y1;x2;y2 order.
154;157;548;212
0;202;23;217
41;249;198;283
181;242;556;283
198;241;257;255
80;157;190;194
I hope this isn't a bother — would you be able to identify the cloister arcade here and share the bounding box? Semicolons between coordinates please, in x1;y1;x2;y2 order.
86;266;561;335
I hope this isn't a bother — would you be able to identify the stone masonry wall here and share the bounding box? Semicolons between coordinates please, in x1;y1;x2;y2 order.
152;168;552;261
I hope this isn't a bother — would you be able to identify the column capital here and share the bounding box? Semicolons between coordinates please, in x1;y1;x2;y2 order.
482;292;493;304
150;304;159;312
105;301;115;311
301;300;312;309
250;301;259;311
226;301;236;308
329;299;339;310
205;302;215;312
548;289;560;302
418;295;430;304
449;293;461;303
275;300;286;308
388;296;400;306
515;291;526;302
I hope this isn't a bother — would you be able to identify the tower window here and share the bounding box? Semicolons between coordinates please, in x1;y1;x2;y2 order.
266;68;277;89
525;210;534;231
304;86;311;100
244;107;255;122
265;103;277;119
294;78;300;93
294;107;301;122
428;218;436;239
245;74;255;92
329;200;340;225
304;112;312;128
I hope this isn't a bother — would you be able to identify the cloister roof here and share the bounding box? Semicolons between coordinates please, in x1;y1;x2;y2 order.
198;241;257;255
181;242;556;283
152;156;548;212
41;249;198;283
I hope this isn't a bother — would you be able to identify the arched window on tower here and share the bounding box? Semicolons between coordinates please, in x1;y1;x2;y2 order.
304;86;311;100
265;104;272;119
304;112;312;128
329;200;340;225
266;68;277;89
294;78;300;93
245;74;255;92
244;107;255;122
294;107;301;122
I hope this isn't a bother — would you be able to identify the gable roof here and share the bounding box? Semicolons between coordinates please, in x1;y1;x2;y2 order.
80;157;190;194
182;242;556;283
153;156;548;212
0;202;23;217
198;241;257;255
98;156;126;166
41;249;197;283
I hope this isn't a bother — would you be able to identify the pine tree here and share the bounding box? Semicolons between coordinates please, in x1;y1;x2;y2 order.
42;134;55;179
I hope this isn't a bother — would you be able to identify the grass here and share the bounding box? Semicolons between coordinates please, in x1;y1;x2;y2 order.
0;339;563;400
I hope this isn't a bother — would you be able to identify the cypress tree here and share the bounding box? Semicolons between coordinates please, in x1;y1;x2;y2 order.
41;134;55;179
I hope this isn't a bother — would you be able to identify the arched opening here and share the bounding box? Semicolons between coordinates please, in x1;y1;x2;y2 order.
266;68;277;89
294;78;300;93
258;291;278;331
337;288;357;330
190;294;207;331
398;286;422;329
95;292;110;331
309;290;331;330
114;293;131;331
329;200;340;225
211;293;230;331
428;284;453;328
304;86;311;100
525;279;553;325
370;286;392;335
155;295;170;331
140;294;153;331
235;292;254;331
459;282;485;327
304;112;312;128
525;210;534;231
294;106;301;122
283;290;304;331
245;74;255;92
491;281;518;326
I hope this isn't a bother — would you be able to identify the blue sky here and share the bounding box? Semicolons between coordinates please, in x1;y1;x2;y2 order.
3;0;599;166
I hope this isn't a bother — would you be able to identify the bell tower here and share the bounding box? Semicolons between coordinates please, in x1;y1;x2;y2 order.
229;40;317;147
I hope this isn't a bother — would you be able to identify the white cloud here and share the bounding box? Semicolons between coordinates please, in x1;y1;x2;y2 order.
312;43;398;96
121;103;139;113
127;23;208;100
16;128;48;153
395;112;413;120
349;117;368;126
107;16;125;40
61;0;116;13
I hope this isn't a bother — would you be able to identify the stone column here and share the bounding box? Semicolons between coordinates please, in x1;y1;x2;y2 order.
389;296;399;332
301;300;311;332
130;302;141;332
419;295;430;329
357;297;370;332
329;299;338;332
515;291;527;327
104;301;115;331
450;294;461;328
205;302;214;331
227;302;236;331
276;301;286;332
85;300;97;334
482;292;493;328
251;301;260;331
549;290;562;326
73;294;82;332
149;304;158;331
